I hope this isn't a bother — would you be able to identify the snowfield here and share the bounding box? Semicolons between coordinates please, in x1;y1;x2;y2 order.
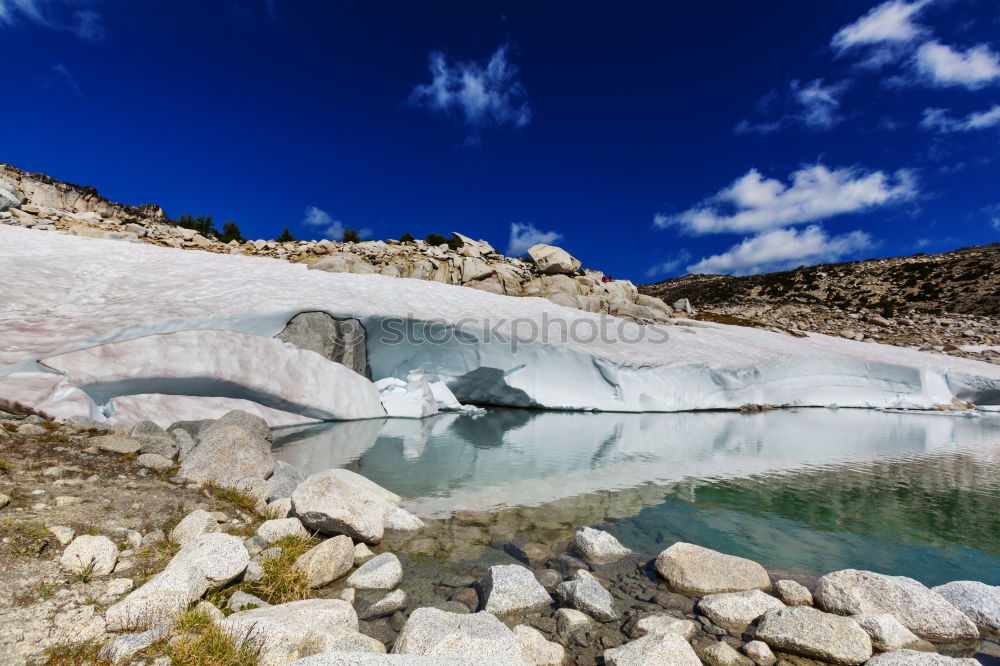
0;225;998;424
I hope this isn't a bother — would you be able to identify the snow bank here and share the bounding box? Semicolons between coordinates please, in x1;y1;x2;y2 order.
1;226;999;422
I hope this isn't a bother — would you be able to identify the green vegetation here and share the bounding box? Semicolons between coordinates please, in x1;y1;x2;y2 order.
177;214;218;238
1;520;51;558
169;608;260;666
342;228;361;243
398;232;415;242
424;233;463;250
219;221;244;244
241;534;317;604
275;227;297;243
204;484;261;516
42;641;107;665
0;458;8;473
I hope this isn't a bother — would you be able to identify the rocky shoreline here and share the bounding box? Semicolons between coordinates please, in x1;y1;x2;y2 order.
2;410;998;666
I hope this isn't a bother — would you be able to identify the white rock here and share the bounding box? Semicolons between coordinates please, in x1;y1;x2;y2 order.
573;527;630;564
698;589;785;632
852;613;933;652
292;468;399;544
604;631;701;666
98;627;168;663
385;506;425;531
774;579;812;606
294;535;355;588
219;598;359;666
136;453;173;470
60;534;118;576
257;517;309;543
655;542;770;595
482;564;552;615
179;410;274;488
932;580;1000;638
815;569;979;642
743;640;775;666
392;607;524;662
514;625;564;665
755;606;872;666
165;532;249;587
48;525;75;546
347;552;403;590
359;588;408;620
633;615;696;639
354;541;375;565
700;641;753;666
528;243;581;274
555;569;617;621
556;607;593;636
170;508;220;546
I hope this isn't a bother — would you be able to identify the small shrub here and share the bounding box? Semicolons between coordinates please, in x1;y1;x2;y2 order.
275;227;297;243
342;228;361;243
204;483;260;516
0;458;9;472
242;534;318;604
398;232;415;243
424;233;462;250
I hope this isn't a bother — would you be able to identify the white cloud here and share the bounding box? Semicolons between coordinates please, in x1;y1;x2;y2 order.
646;250;692;278
792;79;848;130
687;226;874;276
657;164;917;235
832;0;930;53
0;0;105;40
921;105;1000;132
410;43;531;132
735;79;848;134
301;205;372;241
507;222;561;256
915;41;1000;89
50;62;82;96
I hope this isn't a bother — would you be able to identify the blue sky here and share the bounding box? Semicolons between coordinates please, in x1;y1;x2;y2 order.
3;1;998;280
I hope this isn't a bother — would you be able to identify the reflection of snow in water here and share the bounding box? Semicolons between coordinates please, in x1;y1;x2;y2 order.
273;408;1000;517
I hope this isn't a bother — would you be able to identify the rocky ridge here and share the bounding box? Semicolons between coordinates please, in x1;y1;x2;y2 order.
0;163;672;326
641;246;1000;364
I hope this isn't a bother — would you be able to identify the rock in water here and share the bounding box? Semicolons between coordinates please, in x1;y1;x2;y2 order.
346;552;403;590
555;570;618;621
392;607;523;661
482;564;552;615
573;527;631;564
865;651;982;665
698;589;785;632
655;542;771;594
513;625;564;666
604;631;701;666
755;606;872;665
527;243;582;274
292;468;398;544
932;580;1000;638
851;614;933;652
276;311;368;377
815;569;979;642
178;410;274;489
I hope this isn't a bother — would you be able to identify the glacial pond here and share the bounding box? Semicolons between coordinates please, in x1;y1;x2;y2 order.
272;408;1000;588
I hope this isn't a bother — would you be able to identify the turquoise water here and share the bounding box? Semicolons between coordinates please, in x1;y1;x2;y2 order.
273;408;1000;587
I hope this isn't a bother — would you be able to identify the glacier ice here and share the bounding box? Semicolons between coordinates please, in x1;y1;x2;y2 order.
376;370;439;419
0;225;998;424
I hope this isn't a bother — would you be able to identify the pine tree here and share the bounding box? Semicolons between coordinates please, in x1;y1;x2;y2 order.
342;228;361;243
275;227;297;243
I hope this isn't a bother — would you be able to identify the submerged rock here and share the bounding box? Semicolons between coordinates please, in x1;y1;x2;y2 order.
482;564;552;615
555;569;618;622
347;552;403;590
572;527;631;564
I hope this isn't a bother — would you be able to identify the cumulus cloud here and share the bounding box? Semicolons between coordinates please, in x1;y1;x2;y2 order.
921;105;1000;132
656;164;918;235
410;43;531;133
915;41;1000;89
687;226;874;276
735;79;848;134
831;0;930;66
0;0;106;40
302;205;370;241
507;222;561;256
645;250;692;278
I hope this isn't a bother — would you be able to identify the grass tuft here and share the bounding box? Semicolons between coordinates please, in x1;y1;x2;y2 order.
0;458;9;472
169;609;261;666
42;641;107;665
2;520;52;558
204;483;261;516
241;534;318;604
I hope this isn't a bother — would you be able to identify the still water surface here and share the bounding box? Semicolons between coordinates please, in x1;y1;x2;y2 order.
273;408;1000;586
